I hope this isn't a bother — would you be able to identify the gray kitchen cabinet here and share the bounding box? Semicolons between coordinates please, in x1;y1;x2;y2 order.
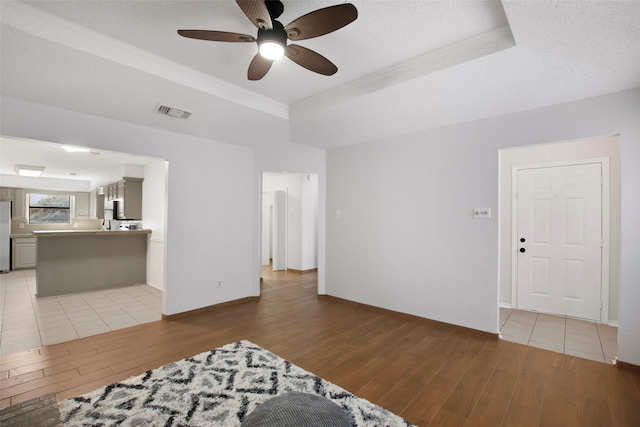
12;188;26;219
0;187;11;201
12;237;36;269
95;193;105;219
75;192;90;218
106;183;117;201
116;178;143;219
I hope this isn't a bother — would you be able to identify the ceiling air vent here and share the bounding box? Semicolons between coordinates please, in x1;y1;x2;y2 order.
153;103;192;120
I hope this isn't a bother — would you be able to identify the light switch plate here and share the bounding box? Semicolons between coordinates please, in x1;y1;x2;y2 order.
473;207;491;219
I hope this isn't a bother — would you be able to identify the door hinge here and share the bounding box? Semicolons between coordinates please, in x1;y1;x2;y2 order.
600;238;603;247
600;175;603;185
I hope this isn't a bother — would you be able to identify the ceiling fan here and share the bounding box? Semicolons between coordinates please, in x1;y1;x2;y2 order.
178;0;358;80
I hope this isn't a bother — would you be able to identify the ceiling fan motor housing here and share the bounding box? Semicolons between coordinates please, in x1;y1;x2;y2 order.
257;20;287;50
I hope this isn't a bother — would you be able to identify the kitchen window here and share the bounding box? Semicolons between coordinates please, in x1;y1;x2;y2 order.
28;193;71;224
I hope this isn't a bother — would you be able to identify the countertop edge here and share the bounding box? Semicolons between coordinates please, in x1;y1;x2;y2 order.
32;229;152;237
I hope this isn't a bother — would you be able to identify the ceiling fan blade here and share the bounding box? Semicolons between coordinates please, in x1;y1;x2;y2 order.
178;30;255;43
285;44;337;76
285;3;357;41
248;53;274;80
236;0;273;30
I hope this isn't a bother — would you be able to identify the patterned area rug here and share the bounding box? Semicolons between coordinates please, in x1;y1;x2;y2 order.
59;340;413;426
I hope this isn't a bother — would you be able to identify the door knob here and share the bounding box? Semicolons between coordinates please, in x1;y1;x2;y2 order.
520;248;526;253
520;238;526;242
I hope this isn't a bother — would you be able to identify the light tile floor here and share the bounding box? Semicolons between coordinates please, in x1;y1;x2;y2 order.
500;307;617;364
0;269;164;355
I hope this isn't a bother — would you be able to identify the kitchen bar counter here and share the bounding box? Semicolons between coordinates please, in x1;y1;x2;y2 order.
35;229;151;297
33;229;150;237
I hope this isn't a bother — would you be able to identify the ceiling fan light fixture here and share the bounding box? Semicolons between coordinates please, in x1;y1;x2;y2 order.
257;19;287;60
259;40;284;60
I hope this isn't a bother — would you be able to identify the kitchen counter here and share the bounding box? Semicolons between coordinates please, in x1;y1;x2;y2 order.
35;229;150;297
10;233;35;238
33;229;151;237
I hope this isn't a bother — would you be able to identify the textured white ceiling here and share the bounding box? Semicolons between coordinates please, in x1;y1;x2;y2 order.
18;0;510;104
1;0;639;166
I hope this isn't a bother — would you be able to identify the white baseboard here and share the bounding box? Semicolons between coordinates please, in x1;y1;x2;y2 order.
608;320;619;327
499;302;512;309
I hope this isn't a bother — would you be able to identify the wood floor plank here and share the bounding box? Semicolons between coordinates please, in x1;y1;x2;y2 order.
576;396;614;427
428;407;467;426
401;373;460;425
509;372;547;411
463;404;505;427
1;268;639;426
502;401;543;427
441;372;488;419
475;369;518;415
539;397;578;427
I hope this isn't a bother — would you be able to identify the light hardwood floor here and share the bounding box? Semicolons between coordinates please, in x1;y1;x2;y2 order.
1;268;639;426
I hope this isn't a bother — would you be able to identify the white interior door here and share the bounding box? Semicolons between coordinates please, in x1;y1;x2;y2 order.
516;163;602;321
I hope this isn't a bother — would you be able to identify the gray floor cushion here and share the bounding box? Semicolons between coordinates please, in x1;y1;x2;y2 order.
241;392;353;427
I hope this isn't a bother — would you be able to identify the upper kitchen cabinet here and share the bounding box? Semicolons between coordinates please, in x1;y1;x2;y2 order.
91;191;105;219
116;178;143;219
75;192;90;218
0;187;11;201
12;188;26;219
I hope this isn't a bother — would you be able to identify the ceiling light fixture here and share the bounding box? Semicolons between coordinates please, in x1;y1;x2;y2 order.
258;21;287;60
62;146;90;153
259;41;284;60
62;145;102;155
15;164;45;177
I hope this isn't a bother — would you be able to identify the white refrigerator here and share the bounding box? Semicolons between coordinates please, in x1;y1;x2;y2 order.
0;201;10;273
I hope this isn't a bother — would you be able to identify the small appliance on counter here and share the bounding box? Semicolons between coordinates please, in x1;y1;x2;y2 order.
113;220;143;230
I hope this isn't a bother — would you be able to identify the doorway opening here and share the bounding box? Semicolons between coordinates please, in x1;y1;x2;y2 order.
497;135;620;363
261;172;319;277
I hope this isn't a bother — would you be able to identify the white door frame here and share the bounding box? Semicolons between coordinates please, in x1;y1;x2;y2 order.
510;157;610;323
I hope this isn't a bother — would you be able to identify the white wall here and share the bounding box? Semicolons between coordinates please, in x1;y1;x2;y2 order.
499;136;621;322
143;159;168;291
1;96;256;316
261;191;273;265
0;174;90;192
301;174;319;271
326;88;640;365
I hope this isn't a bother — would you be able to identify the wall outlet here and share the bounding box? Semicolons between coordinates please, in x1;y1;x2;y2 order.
217;280;222;288
19;223;24;229
473;208;492;219
73;223;78;228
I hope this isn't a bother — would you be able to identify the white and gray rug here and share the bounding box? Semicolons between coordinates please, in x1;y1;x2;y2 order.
59;340;413;426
